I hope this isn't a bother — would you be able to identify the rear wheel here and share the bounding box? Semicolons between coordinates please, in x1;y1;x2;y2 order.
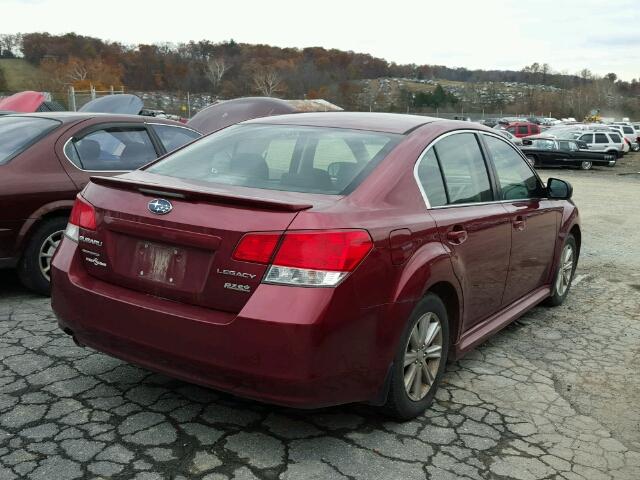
17;217;67;295
545;234;577;307
579;161;592;170
382;293;449;420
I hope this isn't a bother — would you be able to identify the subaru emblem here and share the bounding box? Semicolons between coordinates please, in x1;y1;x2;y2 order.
148;198;173;215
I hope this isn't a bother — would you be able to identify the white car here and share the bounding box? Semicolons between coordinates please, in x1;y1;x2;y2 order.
576;131;624;158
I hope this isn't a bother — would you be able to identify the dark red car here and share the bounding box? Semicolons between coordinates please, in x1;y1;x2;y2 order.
0;112;201;294
51;112;580;419
506;121;541;138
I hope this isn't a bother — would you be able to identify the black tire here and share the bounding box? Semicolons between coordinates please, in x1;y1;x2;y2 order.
579;161;593;170
545;234;577;307
17;217;67;296
381;293;450;420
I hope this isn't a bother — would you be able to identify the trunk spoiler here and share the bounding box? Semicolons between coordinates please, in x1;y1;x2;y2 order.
90;176;314;212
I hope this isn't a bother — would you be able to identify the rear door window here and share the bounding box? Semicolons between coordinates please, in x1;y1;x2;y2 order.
595;133;609;144
0;116;60;165
416;148;447;207
433;133;493;205
66;126;158;171
152;125;201;153
517;125;529;135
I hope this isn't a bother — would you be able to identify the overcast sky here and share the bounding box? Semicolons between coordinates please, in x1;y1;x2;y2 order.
2;0;639;80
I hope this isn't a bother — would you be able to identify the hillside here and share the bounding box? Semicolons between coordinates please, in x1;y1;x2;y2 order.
0;58;45;91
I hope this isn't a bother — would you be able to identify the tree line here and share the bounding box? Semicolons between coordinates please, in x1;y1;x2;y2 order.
1;32;639;118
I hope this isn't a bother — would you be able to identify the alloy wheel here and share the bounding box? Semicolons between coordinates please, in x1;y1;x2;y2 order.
555;243;574;297
38;230;63;282
403;312;443;401
580;161;592;170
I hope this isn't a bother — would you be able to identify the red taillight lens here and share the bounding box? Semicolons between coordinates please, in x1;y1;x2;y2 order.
232;232;282;264
273;230;373;272
69;196;97;230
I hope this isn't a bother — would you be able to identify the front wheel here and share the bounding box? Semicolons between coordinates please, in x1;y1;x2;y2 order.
579;161;593;170
545;234;577;307
381;293;449;420
17;217;67;295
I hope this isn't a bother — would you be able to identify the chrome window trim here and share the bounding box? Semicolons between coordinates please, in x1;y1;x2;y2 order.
62;136;130;174
145;122;202;136
413;129;546;210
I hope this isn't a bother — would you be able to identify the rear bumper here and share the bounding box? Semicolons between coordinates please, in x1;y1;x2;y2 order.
51;239;403;408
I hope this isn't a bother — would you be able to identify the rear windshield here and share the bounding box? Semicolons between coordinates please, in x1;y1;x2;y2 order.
146;124;401;194
0;116;60;165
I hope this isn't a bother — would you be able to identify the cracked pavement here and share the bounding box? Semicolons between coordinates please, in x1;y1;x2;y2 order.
1;159;639;479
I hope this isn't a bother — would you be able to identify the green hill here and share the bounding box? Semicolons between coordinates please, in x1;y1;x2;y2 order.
0;58;45;91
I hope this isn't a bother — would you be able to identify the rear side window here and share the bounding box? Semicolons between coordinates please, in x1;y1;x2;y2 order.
0;116;60;165
595;133;609;144
147;124;401;195
623;126;634;134
433;133;492;205
416;148;447;207
66;127;158;171
484;135;542;200
152;125;201;152
608;133;621;143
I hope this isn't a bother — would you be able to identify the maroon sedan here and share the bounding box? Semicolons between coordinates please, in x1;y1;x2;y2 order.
51;112;580;419
0;112;201;294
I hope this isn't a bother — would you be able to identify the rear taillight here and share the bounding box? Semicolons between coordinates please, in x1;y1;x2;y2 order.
232;232;281;264
64;196;97;242
233;229;373;287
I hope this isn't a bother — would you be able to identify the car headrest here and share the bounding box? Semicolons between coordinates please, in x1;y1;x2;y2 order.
230;153;269;179
76;139;101;160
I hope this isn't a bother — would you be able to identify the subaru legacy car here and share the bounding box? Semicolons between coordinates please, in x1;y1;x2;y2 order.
0;112;201;294
51;113;580;419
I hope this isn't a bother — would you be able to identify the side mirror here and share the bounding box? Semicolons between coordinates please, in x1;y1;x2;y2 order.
547;178;572;199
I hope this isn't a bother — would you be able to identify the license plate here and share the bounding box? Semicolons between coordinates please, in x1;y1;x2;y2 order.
135;241;187;285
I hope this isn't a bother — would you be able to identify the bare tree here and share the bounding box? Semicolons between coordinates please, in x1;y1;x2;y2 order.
0;33;22;57
67;60;88;82
252;68;284;96
204;57;229;94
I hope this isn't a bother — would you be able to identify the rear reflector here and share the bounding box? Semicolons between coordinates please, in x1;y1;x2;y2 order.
232;232;282;264
233;229;373;287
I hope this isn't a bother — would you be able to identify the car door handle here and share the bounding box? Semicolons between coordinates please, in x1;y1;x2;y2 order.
513;215;526;231
446;227;468;245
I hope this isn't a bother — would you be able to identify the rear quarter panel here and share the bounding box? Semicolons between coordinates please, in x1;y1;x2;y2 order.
0;130;78;259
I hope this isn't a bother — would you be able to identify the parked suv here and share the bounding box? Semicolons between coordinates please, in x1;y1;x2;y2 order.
576;131;624;158
52;113;580;419
0;113;201;294
506;122;541;138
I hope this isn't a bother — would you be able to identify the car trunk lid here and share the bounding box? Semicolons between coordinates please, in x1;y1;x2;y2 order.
78;172;334;313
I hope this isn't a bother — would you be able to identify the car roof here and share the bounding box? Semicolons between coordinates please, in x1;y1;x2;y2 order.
1;112;186;127
244;112;440;134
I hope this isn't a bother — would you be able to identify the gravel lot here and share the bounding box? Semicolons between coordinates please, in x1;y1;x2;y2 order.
1;154;639;480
